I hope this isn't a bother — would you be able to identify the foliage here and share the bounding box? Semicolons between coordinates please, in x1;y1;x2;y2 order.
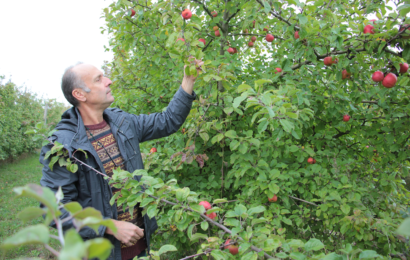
0;77;69;160
102;0;410;258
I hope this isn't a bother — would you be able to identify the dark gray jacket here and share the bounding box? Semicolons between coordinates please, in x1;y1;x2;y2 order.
39;86;196;259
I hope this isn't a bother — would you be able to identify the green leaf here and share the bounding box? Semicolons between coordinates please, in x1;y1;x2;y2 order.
190;232;208;242
263;0;271;14
237;84;251;93
248;206;266;215
298;14;308;25
280;119;294;133
199;132;209;142
290;252;307;260
72;207;103;220
17;207;45;223
304;238;324;251
59;230;86;260
158;245;177;255
359;250;381;259
397;218;410;236
147;204;158;219
211;250;226;260
85;238;113;260
225;130;237;139
13;184;58;214
233;95;248;108
0;224;49;250
176;187;190;202
341;204;350;215
201;221;209;230
190;204;205;214
49;156;59;171
322;253;343;260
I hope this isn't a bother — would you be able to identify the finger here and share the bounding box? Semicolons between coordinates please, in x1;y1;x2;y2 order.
136;228;144;238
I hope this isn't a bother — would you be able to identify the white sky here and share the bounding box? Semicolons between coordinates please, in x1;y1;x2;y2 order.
0;0;114;105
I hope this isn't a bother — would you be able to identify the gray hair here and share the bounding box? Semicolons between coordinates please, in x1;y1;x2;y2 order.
61;62;90;107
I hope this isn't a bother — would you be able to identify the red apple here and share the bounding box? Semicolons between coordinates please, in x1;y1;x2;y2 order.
211;11;217;17
227;47;235;54
233;47;238;54
215;30;221;37
181;9;192;20
243;29;249;34
268;195;277;202
199;38;206;46
252;20;255;28
313;159;317;164
224;239;239;255
248;41;254;47
199;201;212;210
400;63;409;74
130;9;136;17
265;34;274;42
323;56;335;66
307;157;315;164
382;73;397;88
400;24;410;39
150;147;157;153
263;26;269;32
369;19;377;24
343;115;350;122
206;212;216;220
176;38;185;43
274;68;282;74
342;69;351;79
363;24;375;34
251;36;257;42
372;71;384;82
294;31;299;39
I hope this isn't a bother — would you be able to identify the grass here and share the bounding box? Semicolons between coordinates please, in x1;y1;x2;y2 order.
0;152;59;260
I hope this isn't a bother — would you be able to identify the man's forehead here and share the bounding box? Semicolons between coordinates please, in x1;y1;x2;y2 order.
73;64;101;79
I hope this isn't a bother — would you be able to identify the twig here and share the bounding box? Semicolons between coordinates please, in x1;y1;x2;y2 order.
288;195;318;206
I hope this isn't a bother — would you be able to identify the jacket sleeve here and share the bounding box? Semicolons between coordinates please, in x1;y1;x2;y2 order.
39;142;107;239
132;85;196;143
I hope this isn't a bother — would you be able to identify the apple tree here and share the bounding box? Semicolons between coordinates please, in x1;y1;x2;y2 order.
103;0;410;258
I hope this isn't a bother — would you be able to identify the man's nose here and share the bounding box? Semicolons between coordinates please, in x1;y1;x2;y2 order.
105;77;112;86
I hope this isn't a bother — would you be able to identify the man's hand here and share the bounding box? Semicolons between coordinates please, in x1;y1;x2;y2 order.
184;57;204;81
105;220;144;247
182;57;203;95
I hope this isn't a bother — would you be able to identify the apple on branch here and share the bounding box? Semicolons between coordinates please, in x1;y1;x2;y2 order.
400;63;408;74
382;73;397;88
324;56;337;66
342;69;351;79
213;26;218;31
363;24;375;34
251;36;257;42
129;9;136;17
294;31;300;39
199;201;212;210
372;71;384;82
198;38;206;46
268;195;277;202
150;147;157;153
248;41;254;47
181;9;192;20
215;30;221;37
265;34;274;42
227;47;235;54
224;239;239;255
274;68;282;74
343;115;350;122
211;11;217;17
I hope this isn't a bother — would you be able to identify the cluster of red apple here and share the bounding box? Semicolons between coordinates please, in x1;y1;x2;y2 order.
371;63;407;88
199;201;216;219
307;157;316;164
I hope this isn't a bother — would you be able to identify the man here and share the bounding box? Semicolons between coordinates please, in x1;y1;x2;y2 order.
39;60;202;259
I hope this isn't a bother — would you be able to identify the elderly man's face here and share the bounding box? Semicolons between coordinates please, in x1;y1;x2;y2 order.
74;64;114;108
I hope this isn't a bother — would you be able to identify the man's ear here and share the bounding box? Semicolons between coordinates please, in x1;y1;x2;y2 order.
72;88;87;103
